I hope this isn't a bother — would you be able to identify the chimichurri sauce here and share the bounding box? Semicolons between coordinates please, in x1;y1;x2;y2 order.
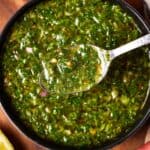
2;0;149;148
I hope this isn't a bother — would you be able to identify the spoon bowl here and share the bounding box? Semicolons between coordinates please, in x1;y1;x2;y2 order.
88;45;111;85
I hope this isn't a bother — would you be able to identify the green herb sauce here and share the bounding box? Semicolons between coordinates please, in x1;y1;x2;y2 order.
3;0;149;148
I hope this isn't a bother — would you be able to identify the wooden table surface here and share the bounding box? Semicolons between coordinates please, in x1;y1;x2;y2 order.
0;0;149;150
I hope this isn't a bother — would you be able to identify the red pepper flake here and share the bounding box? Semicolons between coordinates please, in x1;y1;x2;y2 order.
40;89;48;97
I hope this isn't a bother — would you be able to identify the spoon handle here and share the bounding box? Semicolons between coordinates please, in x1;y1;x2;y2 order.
110;34;150;59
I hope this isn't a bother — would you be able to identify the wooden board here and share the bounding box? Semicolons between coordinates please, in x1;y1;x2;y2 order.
0;0;149;150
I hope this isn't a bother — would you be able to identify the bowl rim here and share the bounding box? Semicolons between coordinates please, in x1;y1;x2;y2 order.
144;0;150;24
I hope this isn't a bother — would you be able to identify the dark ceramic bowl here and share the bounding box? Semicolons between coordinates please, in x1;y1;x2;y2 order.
0;0;150;149
144;0;150;24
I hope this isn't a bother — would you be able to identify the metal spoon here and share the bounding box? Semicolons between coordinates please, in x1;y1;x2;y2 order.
39;34;150;94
